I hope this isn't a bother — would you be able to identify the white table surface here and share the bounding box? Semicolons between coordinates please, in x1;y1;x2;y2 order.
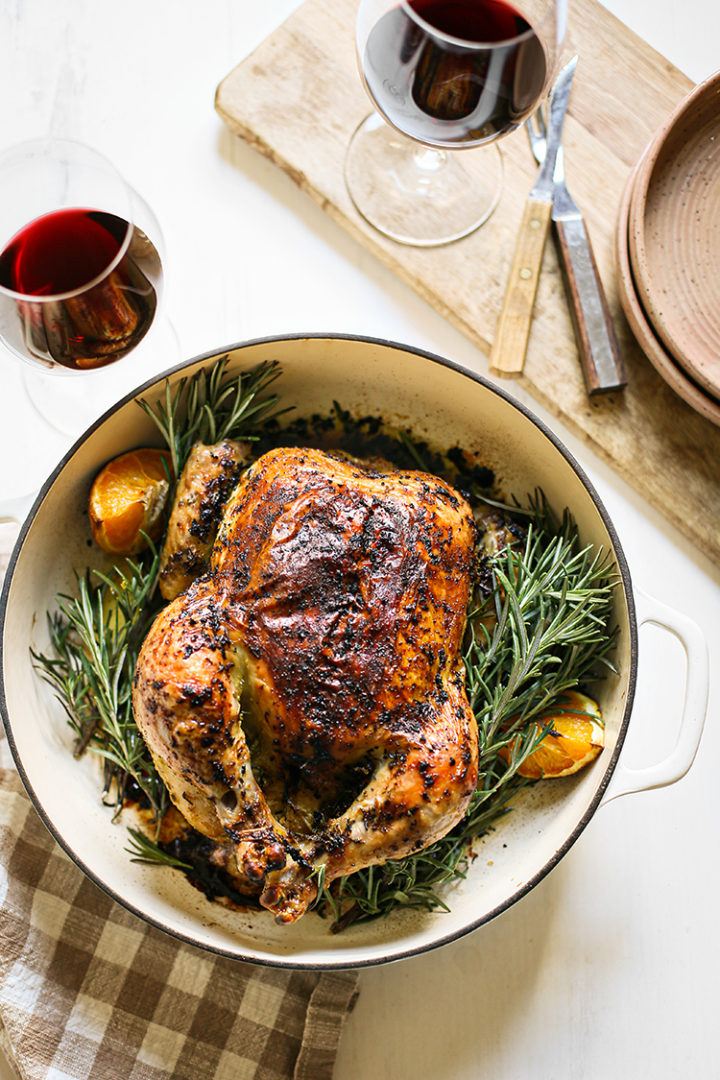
1;3;718;1078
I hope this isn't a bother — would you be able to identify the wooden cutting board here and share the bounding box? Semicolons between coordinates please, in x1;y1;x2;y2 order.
215;0;720;568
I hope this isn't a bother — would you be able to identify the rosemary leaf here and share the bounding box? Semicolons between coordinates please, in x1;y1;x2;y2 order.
125;828;192;870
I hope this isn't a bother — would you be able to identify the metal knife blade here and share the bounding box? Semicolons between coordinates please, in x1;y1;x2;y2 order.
490;56;578;377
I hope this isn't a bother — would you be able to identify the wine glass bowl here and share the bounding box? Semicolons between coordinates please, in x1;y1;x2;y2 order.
0;139;163;372
0;138;173;435
360;0;551;148
346;0;566;246
0;209;160;373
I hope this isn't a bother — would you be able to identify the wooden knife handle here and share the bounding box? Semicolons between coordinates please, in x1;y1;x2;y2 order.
554;215;627;394
489;196;552;377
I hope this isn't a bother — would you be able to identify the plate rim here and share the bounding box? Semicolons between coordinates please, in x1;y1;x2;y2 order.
616;161;720;426
627;70;720;398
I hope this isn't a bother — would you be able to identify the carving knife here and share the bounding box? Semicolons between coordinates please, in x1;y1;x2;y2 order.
547;126;627;394
490;56;577;378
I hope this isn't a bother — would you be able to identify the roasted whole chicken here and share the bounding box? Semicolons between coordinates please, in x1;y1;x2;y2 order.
133;444;479;923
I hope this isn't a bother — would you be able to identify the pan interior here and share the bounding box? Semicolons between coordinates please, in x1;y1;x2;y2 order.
0;336;635;967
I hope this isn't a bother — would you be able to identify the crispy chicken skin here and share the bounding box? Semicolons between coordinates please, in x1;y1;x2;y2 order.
159;439;250;600
133;446;479;923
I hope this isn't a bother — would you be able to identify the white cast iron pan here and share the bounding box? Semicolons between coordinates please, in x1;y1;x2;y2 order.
0;334;709;969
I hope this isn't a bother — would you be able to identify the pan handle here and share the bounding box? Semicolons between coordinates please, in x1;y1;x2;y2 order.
601;588;708;804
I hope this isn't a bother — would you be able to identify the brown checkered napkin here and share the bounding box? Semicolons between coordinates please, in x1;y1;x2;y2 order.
0;528;359;1080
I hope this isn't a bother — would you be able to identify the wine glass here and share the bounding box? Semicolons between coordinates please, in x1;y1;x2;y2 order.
345;0;567;246
0;138;177;437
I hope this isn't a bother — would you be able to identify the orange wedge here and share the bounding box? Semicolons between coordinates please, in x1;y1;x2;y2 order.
500;690;605;779
89;448;171;555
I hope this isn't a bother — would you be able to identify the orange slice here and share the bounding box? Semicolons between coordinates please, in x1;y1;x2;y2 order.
500;690;605;779
89;448;171;555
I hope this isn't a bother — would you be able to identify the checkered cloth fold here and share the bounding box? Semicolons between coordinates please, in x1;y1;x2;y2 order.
0;527;359;1080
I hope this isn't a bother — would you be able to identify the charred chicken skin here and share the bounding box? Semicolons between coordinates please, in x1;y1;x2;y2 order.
158;439;249;601
133;445;479;923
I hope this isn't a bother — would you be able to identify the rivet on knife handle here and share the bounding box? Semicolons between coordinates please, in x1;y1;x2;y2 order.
554;215;627;394
489;196;553;377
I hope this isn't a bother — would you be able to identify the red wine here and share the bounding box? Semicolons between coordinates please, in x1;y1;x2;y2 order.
0;207;160;370
362;0;548;147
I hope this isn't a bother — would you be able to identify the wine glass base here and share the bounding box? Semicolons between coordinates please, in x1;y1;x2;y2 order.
22;317;181;439
345;113;503;247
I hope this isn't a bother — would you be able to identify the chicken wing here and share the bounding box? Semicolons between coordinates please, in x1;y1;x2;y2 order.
158;439;249;600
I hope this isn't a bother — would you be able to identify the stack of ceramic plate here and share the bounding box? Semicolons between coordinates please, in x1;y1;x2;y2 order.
615;70;720;427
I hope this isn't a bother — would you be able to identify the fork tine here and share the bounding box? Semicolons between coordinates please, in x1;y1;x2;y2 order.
525;105;548;164
528;104;547;139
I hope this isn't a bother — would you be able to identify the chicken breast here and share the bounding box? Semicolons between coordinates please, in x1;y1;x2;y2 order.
133;445;479;923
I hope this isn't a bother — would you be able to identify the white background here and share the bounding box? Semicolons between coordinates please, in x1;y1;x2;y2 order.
0;2;718;1078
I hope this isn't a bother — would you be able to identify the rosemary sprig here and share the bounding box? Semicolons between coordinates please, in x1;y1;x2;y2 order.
327;842;468;933
32;547;167;818
125;827;192;870
137;356;289;480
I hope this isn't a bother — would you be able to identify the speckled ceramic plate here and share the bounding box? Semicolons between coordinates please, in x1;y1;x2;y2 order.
628;71;720;401
616;162;720;427
0;335;705;968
